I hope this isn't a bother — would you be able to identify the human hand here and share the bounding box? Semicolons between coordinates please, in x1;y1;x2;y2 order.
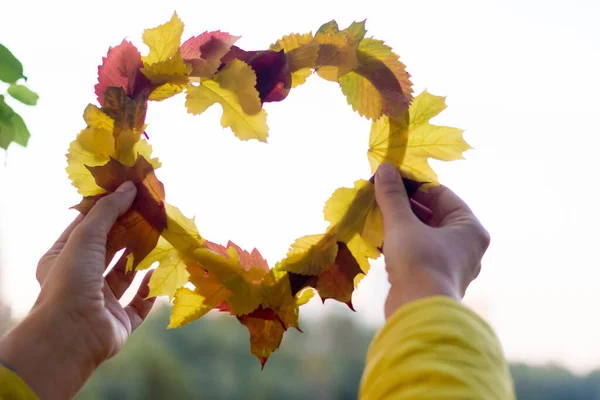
374;163;490;318
0;182;156;399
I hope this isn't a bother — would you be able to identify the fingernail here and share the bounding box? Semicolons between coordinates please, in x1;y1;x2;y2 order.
376;163;400;183
116;181;136;193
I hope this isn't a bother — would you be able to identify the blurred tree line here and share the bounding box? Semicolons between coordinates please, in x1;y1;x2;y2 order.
75;305;600;399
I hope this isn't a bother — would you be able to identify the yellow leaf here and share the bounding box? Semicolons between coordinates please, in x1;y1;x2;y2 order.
143;238;189;300
295;288;314;306
324;180;383;274
168;286;228;328
66;105;159;195
346;230;380;274
260;269;300;329
270;32;318;87
401;90;471;184
142;12;184;65
162;203;205;254
186;60;268;142
278;233;338;275
141;13;190;101
367;114;409;174
215;60;262;115
339;38;413;120
314;20;366;82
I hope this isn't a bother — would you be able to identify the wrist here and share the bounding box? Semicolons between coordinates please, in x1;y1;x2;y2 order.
0;303;97;399
384;268;460;319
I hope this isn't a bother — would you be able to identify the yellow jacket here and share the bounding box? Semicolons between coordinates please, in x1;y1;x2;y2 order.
1;297;514;399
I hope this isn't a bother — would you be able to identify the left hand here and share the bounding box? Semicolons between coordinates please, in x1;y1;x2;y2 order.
0;181;156;400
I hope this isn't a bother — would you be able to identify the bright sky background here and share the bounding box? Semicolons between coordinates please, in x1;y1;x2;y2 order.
1;0;599;373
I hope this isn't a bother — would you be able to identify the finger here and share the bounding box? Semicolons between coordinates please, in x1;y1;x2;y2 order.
77;181;137;241
49;214;85;251
374;163;419;228
124;271;156;333
105;253;137;300
411;185;474;227
37;214;86;284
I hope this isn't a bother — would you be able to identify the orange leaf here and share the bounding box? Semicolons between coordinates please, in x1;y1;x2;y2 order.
237;306;286;368
73;155;167;267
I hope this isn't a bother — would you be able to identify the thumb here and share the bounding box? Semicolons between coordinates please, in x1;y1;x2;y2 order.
374;164;418;227
80;181;138;240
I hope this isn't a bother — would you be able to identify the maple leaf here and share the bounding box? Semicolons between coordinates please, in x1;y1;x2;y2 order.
186;60;268;142
367;113;409;176
368;90;471;184
73;156;167;268
66;97;159;196
132;237;189;300
180;31;240;79
221;47;291;103
287;242;362;309
277;233;338;275
238;307;286;368
314;20;366;82
169;240;270;327
95;40;151;106
140;12;190;101
270;32;318;88
340;38;412;120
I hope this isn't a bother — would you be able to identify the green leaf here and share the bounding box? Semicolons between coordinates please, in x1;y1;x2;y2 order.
8;84;38;106
0;95;31;149
0;96;16;149
0;44;24;84
10;111;30;146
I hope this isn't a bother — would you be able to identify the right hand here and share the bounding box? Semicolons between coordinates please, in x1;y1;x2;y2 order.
374;163;490;318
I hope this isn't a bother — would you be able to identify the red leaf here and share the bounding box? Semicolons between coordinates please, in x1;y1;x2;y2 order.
221;47;291;103
95;40;151;106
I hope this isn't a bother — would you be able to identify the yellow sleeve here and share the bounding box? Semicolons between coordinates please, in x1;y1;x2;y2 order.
0;363;38;400
359;297;515;400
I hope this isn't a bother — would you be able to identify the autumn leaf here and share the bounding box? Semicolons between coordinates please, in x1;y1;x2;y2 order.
238;307;286;368
180;31;240;79
287;242;362;308
141;12;190;101
220;47;291;103
73;156;167;268
368;90;471;183
129;238;189;300
95;40;151;106
66;95;159;196
323;179;383;274
340;38;412;120
169;285;229;328
367;113;409;174
270;32;318;88
161;203;205;254
314;20;366;82
277;233;338;275
186;60;268;141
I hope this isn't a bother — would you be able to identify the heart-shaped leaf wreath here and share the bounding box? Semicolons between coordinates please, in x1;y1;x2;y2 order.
66;12;471;367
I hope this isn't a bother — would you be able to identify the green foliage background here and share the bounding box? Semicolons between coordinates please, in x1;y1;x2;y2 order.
0;43;38;150
76;305;600;400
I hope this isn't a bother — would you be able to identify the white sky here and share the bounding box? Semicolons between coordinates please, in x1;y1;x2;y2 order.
1;0;599;373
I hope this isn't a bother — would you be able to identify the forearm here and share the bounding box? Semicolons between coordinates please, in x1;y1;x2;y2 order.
361;297;515;400
0;305;97;399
